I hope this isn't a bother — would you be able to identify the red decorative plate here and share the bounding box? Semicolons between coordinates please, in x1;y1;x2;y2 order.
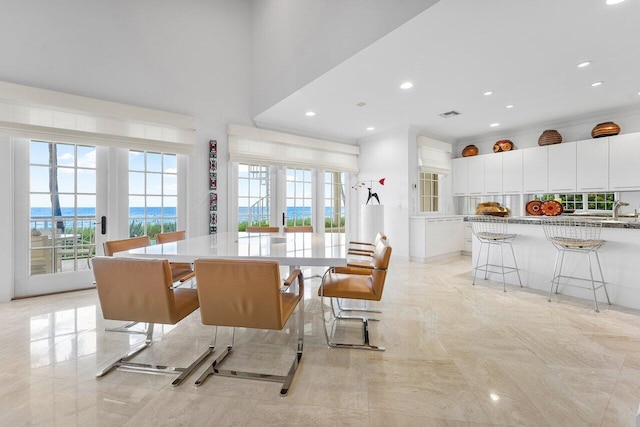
541;200;563;216
526;200;543;216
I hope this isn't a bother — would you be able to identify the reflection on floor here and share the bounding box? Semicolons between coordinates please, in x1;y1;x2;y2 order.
1;256;639;426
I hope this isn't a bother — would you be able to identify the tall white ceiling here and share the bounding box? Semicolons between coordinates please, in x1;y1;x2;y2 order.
254;0;640;143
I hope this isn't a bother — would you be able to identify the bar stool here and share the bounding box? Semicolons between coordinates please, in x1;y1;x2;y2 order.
468;215;523;292
541;218;611;312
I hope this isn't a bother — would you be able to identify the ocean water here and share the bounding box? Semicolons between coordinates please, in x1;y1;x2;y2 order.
30;207;175;218
237;207;344;222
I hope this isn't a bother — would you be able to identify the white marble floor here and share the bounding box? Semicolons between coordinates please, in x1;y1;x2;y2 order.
1;256;639;426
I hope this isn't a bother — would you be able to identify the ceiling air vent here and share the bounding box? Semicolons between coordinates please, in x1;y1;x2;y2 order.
439;110;461;118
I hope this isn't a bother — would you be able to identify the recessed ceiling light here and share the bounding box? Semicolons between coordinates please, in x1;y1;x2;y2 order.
577;61;592;68
356;101;367;107
305;111;316;116
606;0;625;5
484;91;493;96
366;127;375;131
506;104;514;109
591;81;604;87
490;123;500;127
400;82;414;90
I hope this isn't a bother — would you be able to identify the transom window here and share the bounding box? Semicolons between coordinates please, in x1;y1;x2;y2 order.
419;172;440;212
128;151;177;240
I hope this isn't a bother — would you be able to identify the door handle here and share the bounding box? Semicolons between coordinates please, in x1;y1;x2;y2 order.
95;216;107;235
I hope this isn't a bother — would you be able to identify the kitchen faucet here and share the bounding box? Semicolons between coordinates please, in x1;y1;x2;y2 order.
612;200;629;220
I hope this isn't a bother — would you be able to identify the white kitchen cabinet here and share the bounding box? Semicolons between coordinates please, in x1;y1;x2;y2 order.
502;150;523;194
484;153;503;194
547;142;576;193
577;137;609;192
523;146;548;193
452;157;467;196
409;216;464;262
609;133;640;191
466;155;485;195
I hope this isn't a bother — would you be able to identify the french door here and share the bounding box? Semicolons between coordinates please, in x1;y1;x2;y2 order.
234;163;347;233
13;140;109;297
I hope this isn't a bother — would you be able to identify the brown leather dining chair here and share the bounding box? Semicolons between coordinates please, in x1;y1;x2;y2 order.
155;230;196;285
103;235;151;257
318;238;392;351
102;236;153;333
245;226;280;232
92;257;213;386
283;226;313;232
193;258;305;396
346;232;387;269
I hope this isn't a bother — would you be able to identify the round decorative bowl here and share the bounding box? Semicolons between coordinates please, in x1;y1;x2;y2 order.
493;139;513;152
591;121;620;138
462;145;479;157
538;130;562;146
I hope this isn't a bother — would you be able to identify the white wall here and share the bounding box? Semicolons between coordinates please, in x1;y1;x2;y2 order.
0;137;14;301
357;128;410;259
250;0;440;116
0;0;253;236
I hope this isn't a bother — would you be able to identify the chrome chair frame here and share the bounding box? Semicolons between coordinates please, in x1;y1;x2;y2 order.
319;268;384;352
97;322;214;387
542;218;611;312
469;216;523;292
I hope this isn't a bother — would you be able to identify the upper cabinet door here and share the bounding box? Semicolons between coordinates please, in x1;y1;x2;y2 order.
609;133;640;191
577;138;608;192
466;155;485;195
523;146;548;193
502;150;523;194
452;157;468;196
484;154;503;194
548;142;576;193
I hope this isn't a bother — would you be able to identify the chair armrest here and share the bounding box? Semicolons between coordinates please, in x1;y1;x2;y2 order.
282;269;304;295
348;249;374;256
178;271;196;282
349;240;374;247
333;266;372;275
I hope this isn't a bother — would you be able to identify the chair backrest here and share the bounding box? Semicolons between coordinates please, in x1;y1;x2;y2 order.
246;226;279;233
156;230;187;244
371;239;392;299
541;218;602;242
103;236;151;256
468;215;509;236
92;257;188;324
283;226;313;232
195;258;293;330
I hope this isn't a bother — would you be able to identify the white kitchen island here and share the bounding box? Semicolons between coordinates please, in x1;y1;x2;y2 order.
469;216;640;311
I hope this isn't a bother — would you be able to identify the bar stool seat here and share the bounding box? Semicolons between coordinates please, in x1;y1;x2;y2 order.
468;215;523;292
542;218;611;312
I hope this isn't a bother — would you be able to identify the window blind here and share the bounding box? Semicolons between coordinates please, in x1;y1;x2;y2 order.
417;136;452;175
228;124;359;173
0;81;196;155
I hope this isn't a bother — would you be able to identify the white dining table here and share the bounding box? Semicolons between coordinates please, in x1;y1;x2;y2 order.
115;232;348;270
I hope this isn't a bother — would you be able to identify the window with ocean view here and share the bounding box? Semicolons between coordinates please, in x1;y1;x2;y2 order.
237;164;270;231
324;171;346;232
129;151;178;240
286;168;312;227
29;141;97;275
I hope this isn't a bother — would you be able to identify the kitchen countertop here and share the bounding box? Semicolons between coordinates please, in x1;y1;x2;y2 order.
464;215;640;229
